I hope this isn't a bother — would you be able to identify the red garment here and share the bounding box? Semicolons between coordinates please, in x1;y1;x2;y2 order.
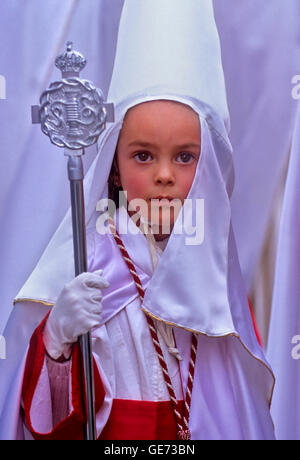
100;399;181;440
22;315;179;440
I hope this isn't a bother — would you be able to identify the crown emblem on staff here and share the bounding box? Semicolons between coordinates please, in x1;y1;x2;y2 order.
55;41;87;76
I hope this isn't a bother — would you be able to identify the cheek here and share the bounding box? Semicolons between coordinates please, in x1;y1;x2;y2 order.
119;167;150;200
178;167;197;199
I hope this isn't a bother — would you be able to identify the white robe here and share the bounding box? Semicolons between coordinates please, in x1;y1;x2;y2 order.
1;220;275;440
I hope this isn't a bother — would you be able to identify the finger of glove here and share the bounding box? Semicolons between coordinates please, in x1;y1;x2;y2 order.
93;269;110;286
79;295;103;314
69;307;101;334
67;272;109;292
72;318;101;339
84;274;109;290
80;312;102;331
90;294;103;304
89;298;103;315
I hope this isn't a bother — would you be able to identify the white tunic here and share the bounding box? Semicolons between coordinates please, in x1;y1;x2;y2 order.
22;231;275;440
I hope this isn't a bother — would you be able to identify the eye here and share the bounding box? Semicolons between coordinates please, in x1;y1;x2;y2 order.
176;152;196;164
134;152;152;163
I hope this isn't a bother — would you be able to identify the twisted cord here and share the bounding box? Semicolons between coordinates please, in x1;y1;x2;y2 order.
107;215;197;439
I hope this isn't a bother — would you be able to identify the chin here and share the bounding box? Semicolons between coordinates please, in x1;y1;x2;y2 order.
148;219;174;236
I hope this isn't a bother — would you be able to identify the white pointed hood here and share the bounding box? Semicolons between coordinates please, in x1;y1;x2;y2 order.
109;0;230;134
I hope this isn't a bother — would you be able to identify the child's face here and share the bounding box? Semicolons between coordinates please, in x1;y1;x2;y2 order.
115;100;201;237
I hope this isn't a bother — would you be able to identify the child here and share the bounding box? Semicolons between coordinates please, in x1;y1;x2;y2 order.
0;0;275;440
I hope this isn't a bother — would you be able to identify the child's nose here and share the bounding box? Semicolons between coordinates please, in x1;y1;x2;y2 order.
154;163;175;185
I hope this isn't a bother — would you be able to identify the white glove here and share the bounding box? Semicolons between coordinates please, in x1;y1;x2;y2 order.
43;269;109;360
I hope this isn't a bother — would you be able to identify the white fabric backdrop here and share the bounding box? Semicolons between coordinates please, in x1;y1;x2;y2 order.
214;0;300;291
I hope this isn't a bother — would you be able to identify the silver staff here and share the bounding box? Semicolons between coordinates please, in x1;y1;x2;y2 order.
32;42;114;440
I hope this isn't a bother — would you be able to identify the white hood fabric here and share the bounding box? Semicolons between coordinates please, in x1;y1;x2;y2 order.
0;0;275;440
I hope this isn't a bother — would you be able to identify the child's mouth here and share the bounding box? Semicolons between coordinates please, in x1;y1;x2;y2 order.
151;196;178;203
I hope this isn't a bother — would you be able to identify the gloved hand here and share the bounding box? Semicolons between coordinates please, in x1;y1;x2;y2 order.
43;269;109;360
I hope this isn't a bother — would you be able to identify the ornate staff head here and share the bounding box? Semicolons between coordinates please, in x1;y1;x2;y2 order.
32;42;114;152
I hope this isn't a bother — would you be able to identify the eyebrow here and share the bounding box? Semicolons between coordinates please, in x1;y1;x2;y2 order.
128;140;201;150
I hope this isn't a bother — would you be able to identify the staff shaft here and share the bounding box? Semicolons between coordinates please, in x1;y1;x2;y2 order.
68;153;96;440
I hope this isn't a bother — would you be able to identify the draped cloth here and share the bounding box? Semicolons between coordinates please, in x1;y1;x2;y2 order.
8;207;275;440
267;101;300;440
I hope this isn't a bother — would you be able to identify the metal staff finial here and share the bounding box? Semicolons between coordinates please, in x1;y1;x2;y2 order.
55;41;87;76
32;43;114;441
32;41;114;151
